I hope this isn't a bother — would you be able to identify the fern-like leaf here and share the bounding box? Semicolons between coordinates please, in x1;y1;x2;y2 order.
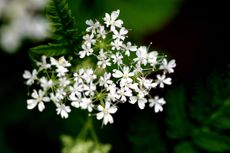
29;0;81;59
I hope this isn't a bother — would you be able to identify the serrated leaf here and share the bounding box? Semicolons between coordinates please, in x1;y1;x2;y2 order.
30;44;68;57
174;142;198;153
46;0;80;52
192;130;230;152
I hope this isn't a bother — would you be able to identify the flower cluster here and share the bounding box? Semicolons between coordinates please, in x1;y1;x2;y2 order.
23;10;176;126
0;0;49;53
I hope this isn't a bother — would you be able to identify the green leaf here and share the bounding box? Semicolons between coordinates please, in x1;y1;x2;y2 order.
166;86;192;139
192;130;230;152
46;0;80;53
29;44;68;57
174;142;198;153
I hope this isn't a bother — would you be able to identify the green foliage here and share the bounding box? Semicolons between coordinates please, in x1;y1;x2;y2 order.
68;0;182;38
166;68;230;153
29;0;81;59
128;114;166;153
61;135;111;153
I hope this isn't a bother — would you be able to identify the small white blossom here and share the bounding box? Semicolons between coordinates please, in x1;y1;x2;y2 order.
23;69;38;85
56;103;71;119
79;44;93;58
73;69;84;83
160;59;176;74
111;52;123;65
97;26;106;39
82;69;96;83
111;39;123;50
113;66;134;86
83;34;96;45
103;10;123;31
117;88;132;102
86;19;100;34
96;102;117;125
84;82;96;96
156;74;172;88
27;89;50;112
97;49;111;68
134;46;148;66
36;55;51;70
129;95;147;109
39;77;53;90
80;97;94;112
112;27;128;41
122;42;137;56
149;96;166;113
59;77;70;87
51;56;71;77
56;88;66;100
69;93;82;108
148;51;158;66
99;72;113;88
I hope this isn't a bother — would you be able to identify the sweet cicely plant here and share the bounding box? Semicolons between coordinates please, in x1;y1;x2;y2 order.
23;0;176;126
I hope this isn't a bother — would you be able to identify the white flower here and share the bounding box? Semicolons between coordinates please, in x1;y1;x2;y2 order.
50;93;60;103
122;42;137;56
112;27;128;41
59;77;70;87
117;87;132;102
96;102;117;125
56;103;71;119
50;56;71;67
156;74;172;88
80;97;94;112
99;72;113;88
56;88;66;100
113;66;134;86
148;51;158;66
97;49;111;68
84;82;96;96
103;10;123;31
86;19;100;34
73;69;84;83
134;46;148;66
56;66;69;77
129;95;147;109
137;77;153;90
69;93;82;108
111;39;123;50
83;34;96;45
160;59;176;74
69;82;84;96
27;89;50;112
97;25;106;39
149;96;166;113
36;55;51;70
39;77;53;90
23;69;38;85
82;69;96;83
111;52;123;65
50;57;71;77
79;43;93;58
106;84;119;102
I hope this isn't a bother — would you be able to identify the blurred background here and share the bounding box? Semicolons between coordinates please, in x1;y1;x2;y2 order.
0;0;229;153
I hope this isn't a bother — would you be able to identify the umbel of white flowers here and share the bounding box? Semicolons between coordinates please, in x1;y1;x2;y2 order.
23;10;176;126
